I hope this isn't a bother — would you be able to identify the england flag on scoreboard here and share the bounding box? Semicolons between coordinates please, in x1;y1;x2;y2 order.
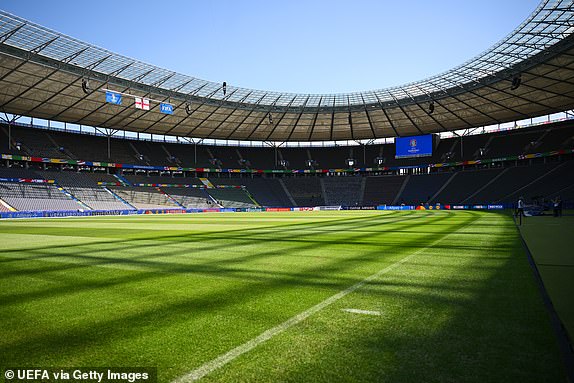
135;97;150;110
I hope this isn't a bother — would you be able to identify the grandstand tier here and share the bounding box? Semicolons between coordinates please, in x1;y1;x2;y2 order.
3;121;574;170
0;120;573;212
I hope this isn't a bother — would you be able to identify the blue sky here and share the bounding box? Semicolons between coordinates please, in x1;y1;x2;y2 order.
2;0;540;94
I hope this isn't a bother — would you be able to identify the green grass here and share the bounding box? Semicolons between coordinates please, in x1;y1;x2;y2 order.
519;213;574;342
0;211;565;382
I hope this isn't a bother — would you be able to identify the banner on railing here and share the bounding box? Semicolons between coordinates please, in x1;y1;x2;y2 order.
0;204;512;219
377;206;416;210
0;177;55;184
3;147;573;175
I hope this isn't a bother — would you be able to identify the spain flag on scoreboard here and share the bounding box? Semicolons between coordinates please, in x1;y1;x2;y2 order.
135;97;150;110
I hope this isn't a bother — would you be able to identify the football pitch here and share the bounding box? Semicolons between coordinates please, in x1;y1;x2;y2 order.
0;210;566;382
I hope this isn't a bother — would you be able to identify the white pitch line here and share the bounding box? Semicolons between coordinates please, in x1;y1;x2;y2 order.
342;308;382;316
172;218;472;383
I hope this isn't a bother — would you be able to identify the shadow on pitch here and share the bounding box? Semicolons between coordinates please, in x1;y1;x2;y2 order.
0;212;487;366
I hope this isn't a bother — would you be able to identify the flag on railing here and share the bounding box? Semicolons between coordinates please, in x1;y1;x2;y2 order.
135;97;150;110
105;91;122;105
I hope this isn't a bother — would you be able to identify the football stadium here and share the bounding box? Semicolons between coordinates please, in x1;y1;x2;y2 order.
1;1;574;382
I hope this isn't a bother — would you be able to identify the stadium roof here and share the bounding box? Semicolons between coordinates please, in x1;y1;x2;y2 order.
1;0;574;141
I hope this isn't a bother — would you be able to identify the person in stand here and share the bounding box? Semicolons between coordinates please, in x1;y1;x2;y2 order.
553;197;559;217
517;196;525;225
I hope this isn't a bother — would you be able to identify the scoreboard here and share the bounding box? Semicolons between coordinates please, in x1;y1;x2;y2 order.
395;134;433;159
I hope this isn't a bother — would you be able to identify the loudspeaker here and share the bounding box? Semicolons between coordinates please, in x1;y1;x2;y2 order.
511;74;521;90
428;101;434;114
81;79;90;94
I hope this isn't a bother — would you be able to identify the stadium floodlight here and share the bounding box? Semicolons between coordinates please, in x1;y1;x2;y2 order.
511;74;522;90
375;157;384;165
346;158;355;167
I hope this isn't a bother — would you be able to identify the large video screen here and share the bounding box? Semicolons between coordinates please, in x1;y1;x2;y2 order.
395;134;433;159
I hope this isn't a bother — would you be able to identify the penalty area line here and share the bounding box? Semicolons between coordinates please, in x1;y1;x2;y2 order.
172;218;473;383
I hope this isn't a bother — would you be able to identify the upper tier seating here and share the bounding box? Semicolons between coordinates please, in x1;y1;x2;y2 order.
2;120;573;170
46;129;141;164
0;166;41;179
238;147;276;169
130;141;172;166
279;148;310;169
533;124;574;152
1;120;573;212
7;128;65;158
486;129;546;158
208;146;241;168
163;142;212;167
309;147;353;169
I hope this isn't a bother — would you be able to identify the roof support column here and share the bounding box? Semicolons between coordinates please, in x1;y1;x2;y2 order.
1;113;21;151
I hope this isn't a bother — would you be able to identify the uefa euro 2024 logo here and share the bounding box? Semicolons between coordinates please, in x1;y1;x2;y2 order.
409;138;417;147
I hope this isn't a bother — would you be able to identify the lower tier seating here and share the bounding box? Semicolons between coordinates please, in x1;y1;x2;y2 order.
0;182;84;211
108;187;181;210
1;159;573;212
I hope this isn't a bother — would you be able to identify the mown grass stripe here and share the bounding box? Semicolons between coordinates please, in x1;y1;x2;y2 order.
172;213;476;383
